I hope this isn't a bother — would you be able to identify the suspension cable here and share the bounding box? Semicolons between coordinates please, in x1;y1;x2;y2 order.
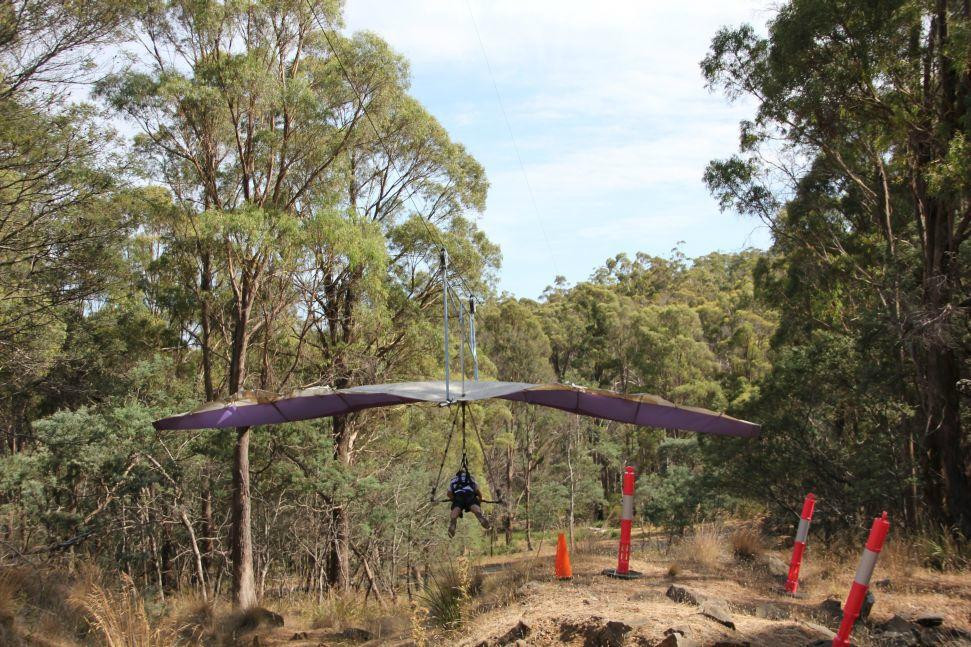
430;407;460;502
467;403;504;503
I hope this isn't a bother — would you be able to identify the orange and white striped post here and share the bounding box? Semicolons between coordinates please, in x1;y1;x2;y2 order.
602;466;642;579
616;466;636;575
785;493;816;593
832;512;890;647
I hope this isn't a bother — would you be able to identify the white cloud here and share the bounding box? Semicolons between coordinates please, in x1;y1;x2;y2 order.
344;0;774;296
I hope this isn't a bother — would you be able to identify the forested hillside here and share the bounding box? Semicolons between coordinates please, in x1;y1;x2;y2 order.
0;0;969;642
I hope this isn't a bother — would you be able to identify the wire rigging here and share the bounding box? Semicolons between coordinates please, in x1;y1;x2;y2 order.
463;0;560;278
429;405;460;502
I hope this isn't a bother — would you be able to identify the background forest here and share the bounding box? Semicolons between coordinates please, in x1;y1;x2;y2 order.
1;0;969;624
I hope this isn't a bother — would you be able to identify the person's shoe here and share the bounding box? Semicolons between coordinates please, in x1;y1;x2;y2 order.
448;520;457;538
479;516;491;531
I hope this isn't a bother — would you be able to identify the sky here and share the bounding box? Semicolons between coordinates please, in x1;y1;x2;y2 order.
344;0;774;299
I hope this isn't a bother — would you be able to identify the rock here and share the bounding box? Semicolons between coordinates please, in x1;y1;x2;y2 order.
818;597;842;619
664;626;691;637
237;607;285;632
873;578;892;589
558;617;630;647
914;613;944;627
601;620;634;647
873;632;918;647
802;621;836;640
699;598;736;630
920;626;971;644
496;619;531;644
340;627;373;641
859;591;875;621
291;632;309;640
755;602;790;620
877;614;918;634
665;584;704;605
657;633;697;647
758;554;789;577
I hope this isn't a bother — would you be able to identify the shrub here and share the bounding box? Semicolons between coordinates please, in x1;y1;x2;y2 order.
916;526;969;572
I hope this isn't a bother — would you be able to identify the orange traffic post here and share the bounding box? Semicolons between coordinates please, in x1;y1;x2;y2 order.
785;492;817;594
555;532;573;579
603;466;643;579
832;512;890;647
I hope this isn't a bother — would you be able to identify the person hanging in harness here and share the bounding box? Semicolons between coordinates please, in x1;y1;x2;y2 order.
447;467;491;537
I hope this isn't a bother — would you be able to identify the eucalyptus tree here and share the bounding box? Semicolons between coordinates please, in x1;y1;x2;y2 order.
99;0;375;607
100;0;493;603
0;0;132;449
703;0;971;530
293;35;492;587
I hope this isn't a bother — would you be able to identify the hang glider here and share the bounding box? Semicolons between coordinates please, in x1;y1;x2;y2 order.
152;380;760;437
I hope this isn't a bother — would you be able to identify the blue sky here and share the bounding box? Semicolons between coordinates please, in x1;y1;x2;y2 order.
345;0;775;299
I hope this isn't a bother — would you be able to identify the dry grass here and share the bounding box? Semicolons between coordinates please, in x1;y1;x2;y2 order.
879;537;920;582
676;523;725;570
731;526;764;563
306;590;366;630
71;569;177;647
0;564;89;646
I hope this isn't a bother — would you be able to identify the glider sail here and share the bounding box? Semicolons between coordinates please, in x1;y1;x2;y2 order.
152;380;759;438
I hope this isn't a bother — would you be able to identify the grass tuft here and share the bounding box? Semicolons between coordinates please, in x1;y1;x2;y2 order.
417;559;483;629
71;569;176;646
677;523;725;570
731;526;764;562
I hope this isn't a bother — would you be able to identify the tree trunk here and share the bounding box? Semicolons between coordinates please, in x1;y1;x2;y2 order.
567;417;576;552
327;414;354;589
201;475;214;580
524;426;533;551
921;340;970;533
180;507;208;601
231;426;257;608
505;441;513;546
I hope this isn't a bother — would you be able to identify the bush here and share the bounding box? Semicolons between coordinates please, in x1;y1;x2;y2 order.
917;526;969;572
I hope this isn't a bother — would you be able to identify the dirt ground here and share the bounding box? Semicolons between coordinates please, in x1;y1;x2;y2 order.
223;532;971;646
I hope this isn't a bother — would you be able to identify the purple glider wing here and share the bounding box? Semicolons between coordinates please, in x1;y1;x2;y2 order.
152;380;759;437
501;383;759;437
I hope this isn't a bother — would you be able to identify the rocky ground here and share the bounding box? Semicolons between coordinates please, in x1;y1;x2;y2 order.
216;534;971;647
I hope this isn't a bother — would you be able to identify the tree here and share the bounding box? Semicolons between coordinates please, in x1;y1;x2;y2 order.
703;0;971;531
99;0;493;603
0;0;132;451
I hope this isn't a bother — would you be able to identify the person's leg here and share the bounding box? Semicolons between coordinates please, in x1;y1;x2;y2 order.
470;504;491;530
448;506;461;537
